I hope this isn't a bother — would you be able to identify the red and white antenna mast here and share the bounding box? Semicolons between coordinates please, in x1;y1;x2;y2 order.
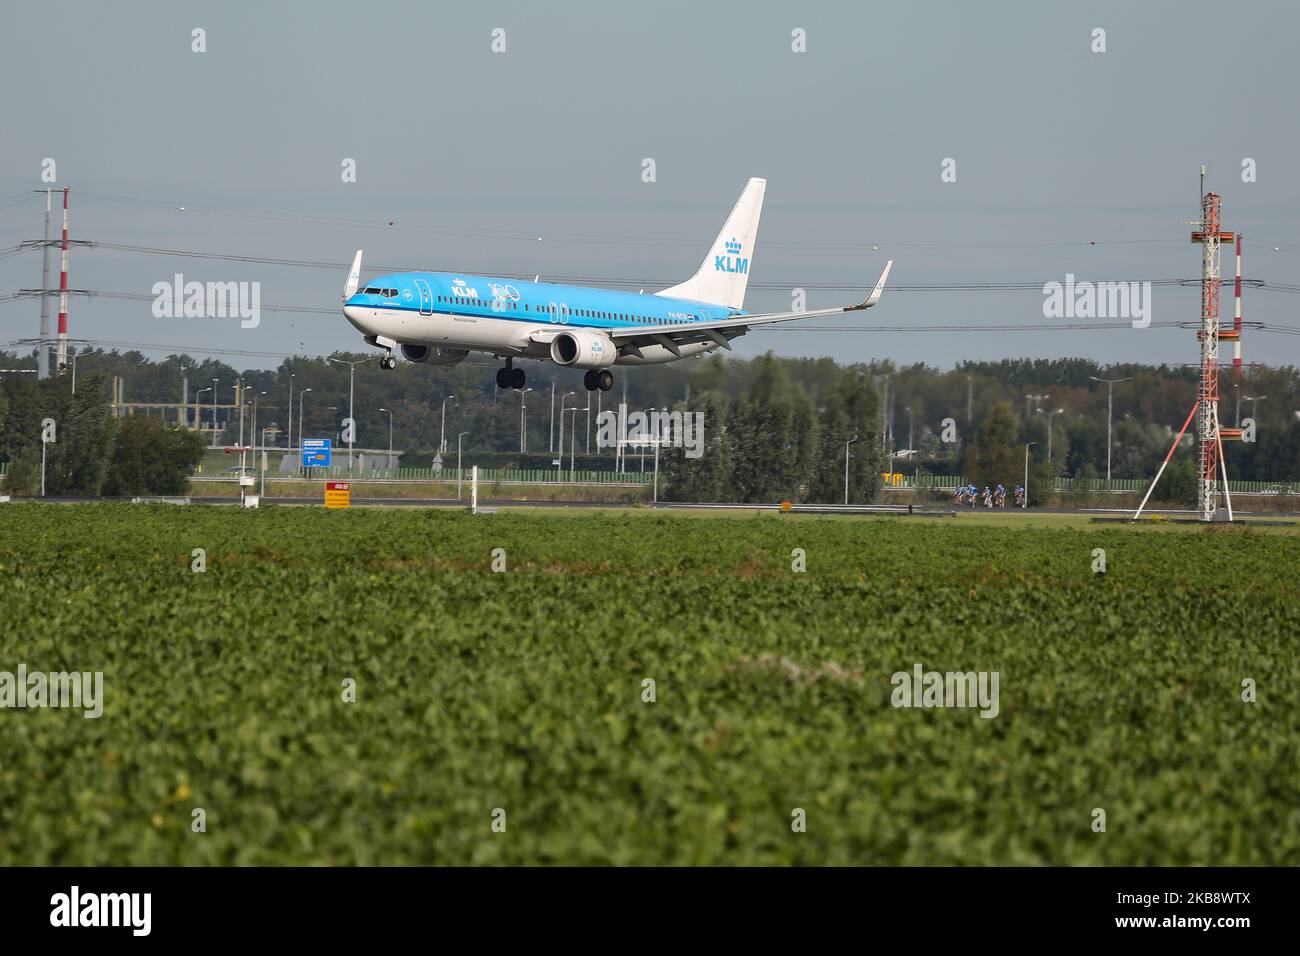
1232;234;1243;378
56;186;70;372
1134;167;1243;523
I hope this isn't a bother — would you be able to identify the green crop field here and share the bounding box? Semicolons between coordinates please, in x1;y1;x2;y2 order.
1;503;1298;865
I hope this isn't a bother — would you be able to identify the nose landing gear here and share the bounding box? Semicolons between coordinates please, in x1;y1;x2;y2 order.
380;354;396;370
583;369;614;392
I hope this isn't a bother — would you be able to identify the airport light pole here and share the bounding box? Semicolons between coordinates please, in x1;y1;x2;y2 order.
378;407;394;468
844;435;858;505
1088;376;1131;482
236;377;244;451
456;431;469;499
549;381;555;452
517;387;532;454
328;356;376;471
440;394;455;455
557;391;575;476
1023;442;1038;509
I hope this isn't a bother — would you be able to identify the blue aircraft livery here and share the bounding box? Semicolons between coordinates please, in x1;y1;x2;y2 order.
341;177;892;393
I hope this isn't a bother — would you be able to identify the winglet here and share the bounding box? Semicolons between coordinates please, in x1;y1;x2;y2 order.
344;250;363;299
856;259;893;310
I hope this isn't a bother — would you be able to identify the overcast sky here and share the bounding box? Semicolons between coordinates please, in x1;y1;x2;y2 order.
2;0;1298;371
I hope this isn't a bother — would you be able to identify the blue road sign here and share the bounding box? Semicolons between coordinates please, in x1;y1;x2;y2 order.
302;438;332;467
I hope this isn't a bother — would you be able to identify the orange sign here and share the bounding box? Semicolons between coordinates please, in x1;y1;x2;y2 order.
324;481;351;509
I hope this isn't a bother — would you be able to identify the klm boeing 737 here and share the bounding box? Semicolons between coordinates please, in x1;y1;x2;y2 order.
341;178;892;392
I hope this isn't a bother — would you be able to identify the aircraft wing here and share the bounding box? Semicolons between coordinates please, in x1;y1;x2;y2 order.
608;260;892;356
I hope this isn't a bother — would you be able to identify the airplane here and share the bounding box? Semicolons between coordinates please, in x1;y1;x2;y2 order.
341;178;892;392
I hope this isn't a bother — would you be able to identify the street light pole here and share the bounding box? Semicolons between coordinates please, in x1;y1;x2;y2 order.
549;381;555;452
1089;376;1131;482
844;435;858;505
1243;394;1265;426
566;406;582;482
194;387;212;443
457;430;469;498
210;378;219;448
286;372;294;450
378;407;394;468
557;391;575;476
440;394;455;455
250;391;265;475
328;357;376;471
1023;442;1038;509
297;387;312;457
260;426;273;497
518;387;532;454
1037;407;1064;469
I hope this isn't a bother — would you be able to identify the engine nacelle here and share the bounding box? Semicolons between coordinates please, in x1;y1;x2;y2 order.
549;330;615;369
401;344;468;366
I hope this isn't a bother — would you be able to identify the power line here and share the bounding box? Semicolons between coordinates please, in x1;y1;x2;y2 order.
4;238;1290;294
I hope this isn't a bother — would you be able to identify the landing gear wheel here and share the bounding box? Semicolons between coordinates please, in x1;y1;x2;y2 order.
511;367;526;389
495;368;511;389
381;355;396;370
597;370;614;391
583;369;600;391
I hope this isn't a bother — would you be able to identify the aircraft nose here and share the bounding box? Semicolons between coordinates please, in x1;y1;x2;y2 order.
343;304;371;332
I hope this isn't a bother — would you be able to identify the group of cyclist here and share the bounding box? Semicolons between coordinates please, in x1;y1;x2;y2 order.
953;482;1025;509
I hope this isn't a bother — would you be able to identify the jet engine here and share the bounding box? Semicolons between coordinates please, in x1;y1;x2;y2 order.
549;329;616;369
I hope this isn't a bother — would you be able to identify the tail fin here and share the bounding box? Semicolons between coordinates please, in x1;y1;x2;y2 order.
656;178;765;310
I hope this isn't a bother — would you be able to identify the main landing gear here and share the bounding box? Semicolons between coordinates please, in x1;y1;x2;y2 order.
495;358;526;390
583;369;614;392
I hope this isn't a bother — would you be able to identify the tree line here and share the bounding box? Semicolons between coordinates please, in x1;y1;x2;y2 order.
2;347;1297;501
0;371;204;496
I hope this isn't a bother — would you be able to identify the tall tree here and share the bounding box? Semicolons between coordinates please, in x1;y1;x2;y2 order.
963;402;1021;490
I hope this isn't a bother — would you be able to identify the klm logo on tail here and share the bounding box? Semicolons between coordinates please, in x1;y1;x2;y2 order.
714;237;749;275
